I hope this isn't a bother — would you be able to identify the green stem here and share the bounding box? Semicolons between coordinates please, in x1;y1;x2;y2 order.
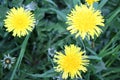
79;37;85;50
10;34;30;80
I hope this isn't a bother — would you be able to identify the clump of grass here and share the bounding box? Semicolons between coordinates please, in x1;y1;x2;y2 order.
0;0;120;80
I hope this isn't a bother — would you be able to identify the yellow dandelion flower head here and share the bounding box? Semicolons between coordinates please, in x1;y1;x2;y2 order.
4;7;35;37
66;5;104;39
86;0;99;5
54;44;89;79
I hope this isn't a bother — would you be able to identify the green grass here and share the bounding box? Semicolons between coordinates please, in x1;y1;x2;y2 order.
0;0;120;80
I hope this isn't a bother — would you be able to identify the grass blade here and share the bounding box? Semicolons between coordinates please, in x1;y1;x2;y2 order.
10;34;30;80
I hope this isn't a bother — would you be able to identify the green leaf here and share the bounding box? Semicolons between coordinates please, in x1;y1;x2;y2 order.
50;8;67;21
10;35;30;80
45;0;57;7
103;68;120;77
11;0;24;6
94;61;106;73
88;55;101;60
73;0;81;6
86;47;97;55
27;69;56;78
97;0;108;10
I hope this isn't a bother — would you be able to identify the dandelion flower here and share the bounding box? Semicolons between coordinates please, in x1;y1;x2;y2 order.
67;5;104;39
1;54;15;69
54;44;89;79
86;0;99;5
4;7;35;37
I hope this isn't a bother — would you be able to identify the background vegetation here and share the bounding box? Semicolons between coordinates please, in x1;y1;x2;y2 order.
0;0;120;80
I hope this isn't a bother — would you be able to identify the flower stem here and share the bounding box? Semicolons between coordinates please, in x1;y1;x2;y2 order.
79;37;86;50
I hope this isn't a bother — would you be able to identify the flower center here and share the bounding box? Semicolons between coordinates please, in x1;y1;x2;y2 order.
5;58;11;64
73;11;96;32
61;54;81;72
14;15;28;29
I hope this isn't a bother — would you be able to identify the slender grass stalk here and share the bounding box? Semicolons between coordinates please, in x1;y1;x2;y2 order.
97;0;108;10
10;34;30;80
3;46;20;54
79;37;85;50
94;6;120;41
98;31;120;57
102;68;120;77
104;6;120;31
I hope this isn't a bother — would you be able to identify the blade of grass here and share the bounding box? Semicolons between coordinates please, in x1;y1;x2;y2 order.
10;34;30;80
100;45;120;58
102;68;120;77
97;0;108;10
88;55;101;60
79;37;85;50
86;47;97;55
105;51;120;67
106;6;120;25
98;31;120;57
73;0;81;6
103;6;120;32
50;8;67;21
26;69;56;78
45;0;57;8
3;46;20;54
94;6;120;41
